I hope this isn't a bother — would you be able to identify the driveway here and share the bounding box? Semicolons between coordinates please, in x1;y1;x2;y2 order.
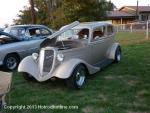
0;70;12;110
0;67;12;95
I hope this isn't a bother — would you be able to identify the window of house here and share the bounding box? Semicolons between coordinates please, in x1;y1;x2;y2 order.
92;26;106;41
141;14;149;21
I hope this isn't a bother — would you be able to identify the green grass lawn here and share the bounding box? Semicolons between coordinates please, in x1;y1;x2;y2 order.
3;32;150;113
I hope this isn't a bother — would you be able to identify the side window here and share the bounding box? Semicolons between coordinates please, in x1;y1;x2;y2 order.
28;28;41;37
77;29;89;39
41;28;51;36
92;26;106;41
10;28;25;37
107;25;114;36
10;29;18;36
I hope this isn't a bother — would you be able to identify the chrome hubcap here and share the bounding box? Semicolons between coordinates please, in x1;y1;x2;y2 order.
6;57;17;70
76;70;85;86
117;52;121;61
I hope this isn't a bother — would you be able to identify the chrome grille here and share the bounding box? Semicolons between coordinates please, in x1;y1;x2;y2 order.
43;50;54;72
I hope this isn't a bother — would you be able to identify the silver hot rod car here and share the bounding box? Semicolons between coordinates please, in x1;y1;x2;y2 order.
18;21;121;89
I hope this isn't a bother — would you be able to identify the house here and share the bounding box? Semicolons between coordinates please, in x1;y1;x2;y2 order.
107;6;150;25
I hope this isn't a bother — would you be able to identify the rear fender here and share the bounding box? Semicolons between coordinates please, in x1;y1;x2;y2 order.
52;58;100;79
106;43;120;60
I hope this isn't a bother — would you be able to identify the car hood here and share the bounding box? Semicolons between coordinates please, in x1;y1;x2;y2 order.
40;21;79;48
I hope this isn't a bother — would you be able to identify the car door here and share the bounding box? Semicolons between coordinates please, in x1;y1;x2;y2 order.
6;28;38;59
89;26;108;64
15;43;43;59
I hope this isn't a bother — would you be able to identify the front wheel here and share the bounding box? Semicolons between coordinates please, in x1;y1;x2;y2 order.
4;54;20;71
66;64;87;89
114;46;121;63
22;72;35;81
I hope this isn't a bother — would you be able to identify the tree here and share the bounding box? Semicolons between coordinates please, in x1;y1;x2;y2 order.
29;0;36;24
13;6;32;25
14;0;114;29
61;0;114;23
51;0;114;28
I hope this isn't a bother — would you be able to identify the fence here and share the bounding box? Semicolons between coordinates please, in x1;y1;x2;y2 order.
115;21;150;39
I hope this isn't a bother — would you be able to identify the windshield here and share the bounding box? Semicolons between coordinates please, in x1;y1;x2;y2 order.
58;28;89;41
4;27;26;38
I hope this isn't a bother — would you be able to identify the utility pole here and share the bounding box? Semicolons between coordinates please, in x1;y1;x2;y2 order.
29;0;36;24
136;0;139;20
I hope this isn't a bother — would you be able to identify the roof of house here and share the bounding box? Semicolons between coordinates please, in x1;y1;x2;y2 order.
106;6;150;19
106;11;135;18
119;6;150;12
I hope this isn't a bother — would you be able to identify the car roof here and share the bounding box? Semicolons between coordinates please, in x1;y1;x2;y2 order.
74;21;112;29
9;24;49;29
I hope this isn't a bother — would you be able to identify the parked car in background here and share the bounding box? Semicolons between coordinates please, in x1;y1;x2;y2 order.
4;25;53;40
0;25;53;70
18;21;121;89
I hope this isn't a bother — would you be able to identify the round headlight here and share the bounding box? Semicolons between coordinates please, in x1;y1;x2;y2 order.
32;53;39;60
57;54;64;62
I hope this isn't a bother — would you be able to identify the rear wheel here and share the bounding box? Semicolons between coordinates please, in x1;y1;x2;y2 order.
66;64;87;89
4;54;20;71
114;46;121;63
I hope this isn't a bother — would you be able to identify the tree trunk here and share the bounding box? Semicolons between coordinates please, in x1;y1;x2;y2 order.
29;0;36;24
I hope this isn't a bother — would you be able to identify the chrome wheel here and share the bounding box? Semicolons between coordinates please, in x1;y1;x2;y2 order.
114;46;121;63
66;64;87;89
75;70;86;87
117;51;121;61
6;57;17;70
4;54;19;70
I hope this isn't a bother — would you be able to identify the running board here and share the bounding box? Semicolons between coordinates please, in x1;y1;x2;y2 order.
93;59;113;68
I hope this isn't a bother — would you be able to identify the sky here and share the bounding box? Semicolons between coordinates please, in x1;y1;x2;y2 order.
0;0;149;27
0;0;29;27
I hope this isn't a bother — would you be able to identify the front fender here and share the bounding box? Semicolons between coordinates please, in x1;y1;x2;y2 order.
106;43;120;60
18;56;40;79
52;58;100;79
